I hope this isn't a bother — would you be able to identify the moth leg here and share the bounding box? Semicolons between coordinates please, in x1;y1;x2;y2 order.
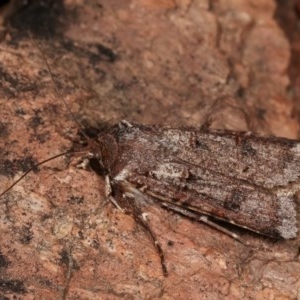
132;210;168;276
107;196;124;211
115;180;168;275
119;120;133;128
75;152;94;169
104;175;124;211
161;202;250;246
76;157;90;169
74;154;123;211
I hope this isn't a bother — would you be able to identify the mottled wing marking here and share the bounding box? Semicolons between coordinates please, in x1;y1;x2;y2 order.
111;124;299;239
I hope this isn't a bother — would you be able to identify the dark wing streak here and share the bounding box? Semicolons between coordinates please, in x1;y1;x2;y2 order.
139;181;278;240
160;200;251;246
145;188;234;221
125;170;282;238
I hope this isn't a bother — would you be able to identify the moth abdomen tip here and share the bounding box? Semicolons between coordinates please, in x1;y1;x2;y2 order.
276;194;298;239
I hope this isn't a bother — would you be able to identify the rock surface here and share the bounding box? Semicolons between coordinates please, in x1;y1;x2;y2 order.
0;1;300;299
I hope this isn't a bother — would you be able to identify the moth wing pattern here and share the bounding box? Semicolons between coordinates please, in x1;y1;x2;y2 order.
108;124;299;240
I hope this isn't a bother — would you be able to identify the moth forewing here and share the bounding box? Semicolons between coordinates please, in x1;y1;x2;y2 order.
106;123;299;240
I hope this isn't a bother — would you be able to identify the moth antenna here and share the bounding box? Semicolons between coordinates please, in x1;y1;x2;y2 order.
0;150;86;198
29;33;90;142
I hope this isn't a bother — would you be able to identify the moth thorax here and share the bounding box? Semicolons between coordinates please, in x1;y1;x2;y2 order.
97;133;118;170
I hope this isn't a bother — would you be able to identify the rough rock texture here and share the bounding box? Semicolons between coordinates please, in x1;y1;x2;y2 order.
0;0;300;299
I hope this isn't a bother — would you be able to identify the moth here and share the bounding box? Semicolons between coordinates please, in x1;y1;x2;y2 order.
94;121;299;239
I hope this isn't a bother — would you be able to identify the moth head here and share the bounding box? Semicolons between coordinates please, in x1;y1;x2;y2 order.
87;133;118;175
